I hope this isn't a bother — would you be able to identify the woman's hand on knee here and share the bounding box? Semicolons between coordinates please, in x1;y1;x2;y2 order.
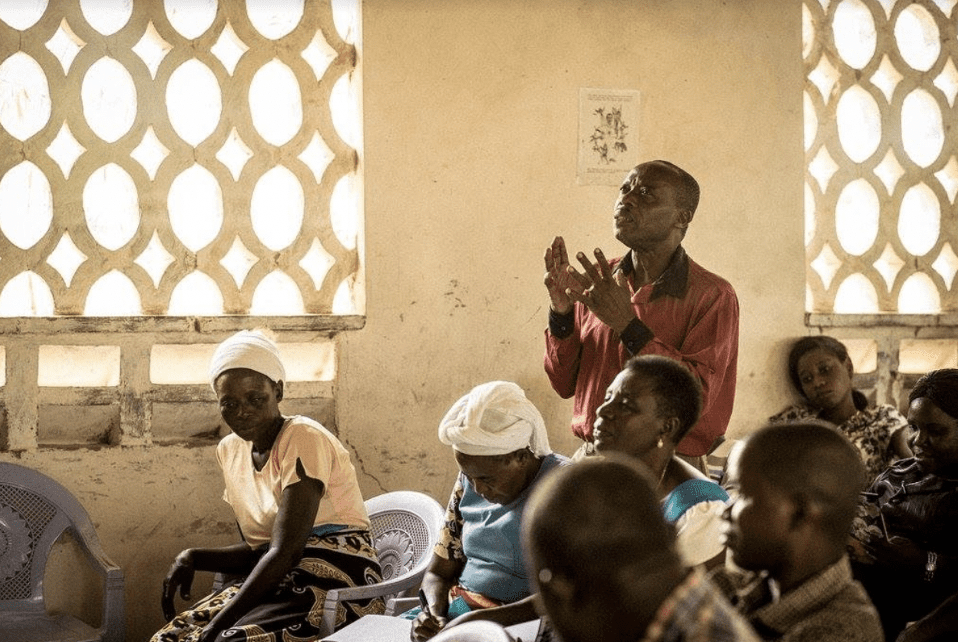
162;550;196;621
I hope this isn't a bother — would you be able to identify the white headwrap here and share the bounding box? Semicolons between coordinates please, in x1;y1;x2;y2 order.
438;381;552;457
209;329;286;390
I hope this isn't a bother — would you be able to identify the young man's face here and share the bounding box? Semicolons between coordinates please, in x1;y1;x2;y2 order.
722;450;793;575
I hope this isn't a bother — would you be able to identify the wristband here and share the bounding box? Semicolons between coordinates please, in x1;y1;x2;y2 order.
548;308;575;339
925;550;937;582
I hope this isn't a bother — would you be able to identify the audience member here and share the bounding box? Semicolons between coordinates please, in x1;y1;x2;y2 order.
769;336;911;485
409;381;569;642
153;329;383;642
523;455;760;642
543;159;739;468
849;368;958;640
711;421;883;642
593;354;728;568
447;355;730;631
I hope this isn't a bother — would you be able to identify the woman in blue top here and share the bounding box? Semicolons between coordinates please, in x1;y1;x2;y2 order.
410;381;568;642
593;354;729;570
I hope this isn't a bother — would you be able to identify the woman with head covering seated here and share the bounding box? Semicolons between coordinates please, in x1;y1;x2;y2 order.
849;368;958;641
593;354;729;570
153;329;384;642
769;336;912;486
409;381;569;642
445;356;729;636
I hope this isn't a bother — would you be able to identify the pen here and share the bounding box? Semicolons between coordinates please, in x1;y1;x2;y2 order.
879;510;890;541
418;588;432;619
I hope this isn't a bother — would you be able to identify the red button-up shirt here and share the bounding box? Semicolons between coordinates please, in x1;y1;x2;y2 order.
544;247;739;457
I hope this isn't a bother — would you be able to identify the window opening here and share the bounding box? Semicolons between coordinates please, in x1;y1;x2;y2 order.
804;0;958;314
0;0;364;319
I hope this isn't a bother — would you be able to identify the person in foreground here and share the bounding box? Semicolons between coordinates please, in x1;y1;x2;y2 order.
710;421;883;642
594;354;729;569
153;329;383;642
543;159;739;468
523;454;760;642
769;336;911;485
849;368;958;640
409;381;568;642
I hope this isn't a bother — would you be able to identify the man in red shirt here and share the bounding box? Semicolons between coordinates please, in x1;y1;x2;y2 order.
543;159;739;465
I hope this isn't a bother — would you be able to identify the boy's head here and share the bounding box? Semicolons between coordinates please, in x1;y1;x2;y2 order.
522;455;682;642
722;421;864;581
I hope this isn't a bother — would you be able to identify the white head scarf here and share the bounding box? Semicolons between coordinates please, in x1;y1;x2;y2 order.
438;381;552;457
209;329;286;391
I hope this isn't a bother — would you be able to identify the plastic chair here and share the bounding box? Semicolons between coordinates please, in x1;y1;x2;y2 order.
319;489;445;635
430;621;517;642
0;462;124;642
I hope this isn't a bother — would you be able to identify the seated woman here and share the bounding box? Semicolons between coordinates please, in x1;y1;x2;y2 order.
409;381;568;642
153;329;383;642
848;368;958;641
447;356;729;635
592;354;729;570
770;335;912;485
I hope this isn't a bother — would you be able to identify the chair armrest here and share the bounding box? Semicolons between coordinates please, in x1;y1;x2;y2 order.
319;569;427;635
71;526;125;642
385;596;420;616
101;568;126;642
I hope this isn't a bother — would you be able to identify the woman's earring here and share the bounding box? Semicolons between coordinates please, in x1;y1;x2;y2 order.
657;436;664;448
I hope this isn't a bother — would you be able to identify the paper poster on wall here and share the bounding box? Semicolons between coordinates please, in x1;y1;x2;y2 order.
577;88;640;185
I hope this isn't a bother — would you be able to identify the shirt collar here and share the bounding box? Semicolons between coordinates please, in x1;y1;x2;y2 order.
752;556;853;635
619;246;689;300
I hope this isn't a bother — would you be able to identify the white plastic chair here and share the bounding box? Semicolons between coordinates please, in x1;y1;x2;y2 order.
0;462;125;642
318;490;445;635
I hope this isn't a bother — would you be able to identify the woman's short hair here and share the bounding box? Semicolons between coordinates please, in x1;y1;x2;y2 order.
909;368;958;419
622;355;702;442
786;336;851;396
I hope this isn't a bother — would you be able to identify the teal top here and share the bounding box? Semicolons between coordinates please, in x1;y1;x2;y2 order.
456;453;568;602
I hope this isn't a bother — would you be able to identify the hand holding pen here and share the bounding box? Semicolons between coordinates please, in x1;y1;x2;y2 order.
410;588;448;641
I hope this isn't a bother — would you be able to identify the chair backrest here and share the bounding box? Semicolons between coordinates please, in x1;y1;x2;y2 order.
0;462;100;610
364;490;445;586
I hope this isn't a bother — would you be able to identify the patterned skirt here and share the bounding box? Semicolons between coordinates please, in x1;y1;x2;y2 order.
152;530;385;642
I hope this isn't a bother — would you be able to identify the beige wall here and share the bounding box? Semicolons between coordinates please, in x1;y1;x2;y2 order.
1;2;805;639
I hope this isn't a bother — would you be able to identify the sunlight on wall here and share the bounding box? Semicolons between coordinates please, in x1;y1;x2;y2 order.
38;346;121;387
899;338;958;373
150;341;336;384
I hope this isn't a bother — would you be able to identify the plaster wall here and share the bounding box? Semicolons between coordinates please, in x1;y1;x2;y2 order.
1;1;805;639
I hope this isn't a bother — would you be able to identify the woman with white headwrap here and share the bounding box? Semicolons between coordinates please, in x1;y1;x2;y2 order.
153;329;383;642
409;381;569;642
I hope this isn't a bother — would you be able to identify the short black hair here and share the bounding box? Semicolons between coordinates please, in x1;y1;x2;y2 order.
621;355;702;442
742;421;865;540
652;160;700;215
909;368;958;419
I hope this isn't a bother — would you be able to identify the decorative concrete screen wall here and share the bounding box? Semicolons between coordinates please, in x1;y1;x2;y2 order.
0;0;362;451
803;0;958;409
804;0;958;315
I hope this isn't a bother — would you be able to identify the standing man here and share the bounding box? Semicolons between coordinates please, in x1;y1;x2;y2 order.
543;159;739;464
